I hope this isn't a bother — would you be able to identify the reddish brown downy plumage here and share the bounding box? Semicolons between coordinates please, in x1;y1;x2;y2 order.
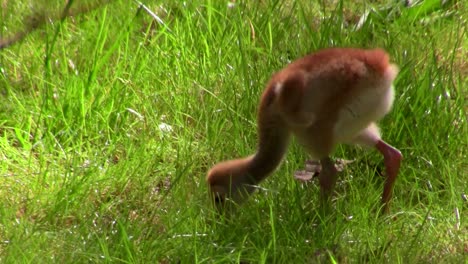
207;48;402;213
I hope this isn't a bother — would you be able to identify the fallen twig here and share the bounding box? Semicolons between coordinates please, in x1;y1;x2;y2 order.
0;0;113;50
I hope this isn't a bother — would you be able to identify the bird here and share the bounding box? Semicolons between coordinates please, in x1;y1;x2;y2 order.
207;47;402;213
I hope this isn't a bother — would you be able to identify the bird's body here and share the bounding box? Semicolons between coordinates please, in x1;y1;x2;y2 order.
207;48;402;213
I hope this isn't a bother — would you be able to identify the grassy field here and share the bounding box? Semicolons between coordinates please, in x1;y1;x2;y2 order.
1;0;467;262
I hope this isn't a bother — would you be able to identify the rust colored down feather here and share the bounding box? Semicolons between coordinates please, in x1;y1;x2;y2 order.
207;47;402;214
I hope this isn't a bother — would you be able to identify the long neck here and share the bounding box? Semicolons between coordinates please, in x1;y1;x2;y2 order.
247;92;290;183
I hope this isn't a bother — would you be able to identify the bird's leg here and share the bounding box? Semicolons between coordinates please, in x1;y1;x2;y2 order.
316;157;338;214
318;157;338;199
375;140;402;213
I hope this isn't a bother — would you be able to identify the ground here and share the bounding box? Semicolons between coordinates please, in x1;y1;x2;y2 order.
0;0;466;262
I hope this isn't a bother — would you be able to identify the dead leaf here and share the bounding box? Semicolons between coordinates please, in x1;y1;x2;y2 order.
305;160;322;173
294;170;315;182
293;159;355;182
334;158;355;172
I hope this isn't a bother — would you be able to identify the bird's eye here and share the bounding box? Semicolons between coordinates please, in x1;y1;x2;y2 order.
214;194;225;204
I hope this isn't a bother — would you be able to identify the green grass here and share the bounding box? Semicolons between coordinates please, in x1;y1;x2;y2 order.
1;0;467;262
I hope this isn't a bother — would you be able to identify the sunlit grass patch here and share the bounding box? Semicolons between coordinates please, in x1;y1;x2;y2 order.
0;0;466;262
